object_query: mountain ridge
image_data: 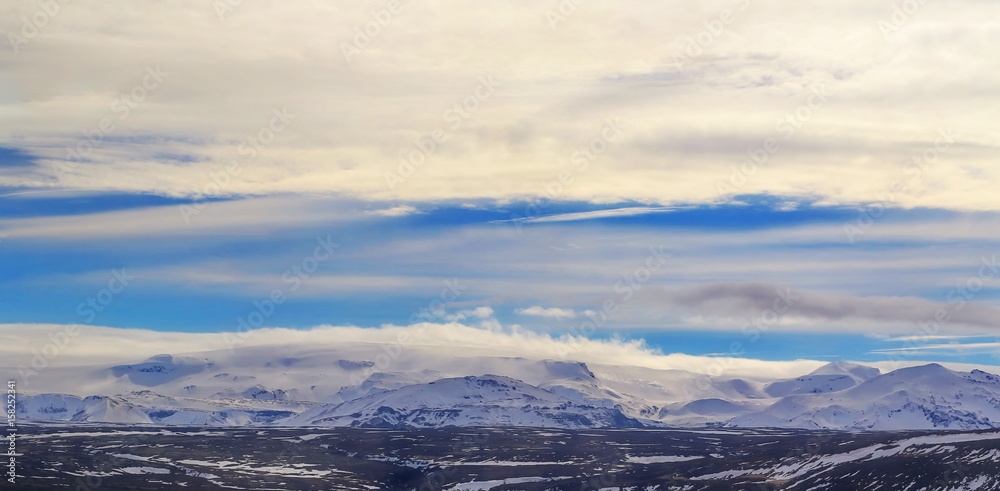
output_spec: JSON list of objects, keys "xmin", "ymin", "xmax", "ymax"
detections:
[{"xmin": 14, "ymin": 348, "xmax": 1000, "ymax": 431}]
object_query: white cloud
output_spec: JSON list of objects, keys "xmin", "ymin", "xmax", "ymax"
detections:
[
  {"xmin": 366, "ymin": 205, "xmax": 421, "ymax": 217},
  {"xmin": 0, "ymin": 196, "xmax": 361, "ymax": 239},
  {"xmin": 469, "ymin": 306, "xmax": 494, "ymax": 318},
  {"xmin": 516, "ymin": 306, "xmax": 579, "ymax": 320},
  {"xmin": 874, "ymin": 334, "xmax": 993, "ymax": 343},
  {"xmin": 507, "ymin": 207, "xmax": 678, "ymax": 223},
  {"xmin": 870, "ymin": 342, "xmax": 1000, "ymax": 354},
  {"xmin": 443, "ymin": 306, "xmax": 495, "ymax": 322},
  {"xmin": 0, "ymin": 1, "xmax": 998, "ymax": 210},
  {"xmin": 0, "ymin": 322, "xmax": 821, "ymax": 380},
  {"xmin": 3, "ymin": 323, "xmax": 997, "ymax": 390},
  {"xmin": 8, "ymin": 205, "xmax": 1000, "ymax": 337}
]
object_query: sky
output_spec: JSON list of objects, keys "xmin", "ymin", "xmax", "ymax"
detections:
[{"xmin": 1, "ymin": 0, "xmax": 999, "ymax": 372}]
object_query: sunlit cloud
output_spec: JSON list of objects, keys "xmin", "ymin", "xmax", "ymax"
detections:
[
  {"xmin": 1, "ymin": 1, "xmax": 998, "ymax": 210},
  {"xmin": 516, "ymin": 306, "xmax": 580, "ymax": 320}
]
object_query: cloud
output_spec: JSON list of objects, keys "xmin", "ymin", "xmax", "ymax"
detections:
[
  {"xmin": 9, "ymin": 204, "xmax": 1000, "ymax": 338},
  {"xmin": 870, "ymin": 341, "xmax": 1000, "ymax": 355},
  {"xmin": 875, "ymin": 334, "xmax": 993, "ymax": 342},
  {"xmin": 508, "ymin": 207, "xmax": 679, "ymax": 223},
  {"xmin": 4, "ymin": 322, "xmax": 998, "ymax": 394},
  {"xmin": 0, "ymin": 196, "xmax": 362, "ymax": 240},
  {"xmin": 662, "ymin": 282, "xmax": 1000, "ymax": 331},
  {"xmin": 0, "ymin": 322, "xmax": 825, "ymax": 380},
  {"xmin": 516, "ymin": 306, "xmax": 579, "ymax": 319},
  {"xmin": 366, "ymin": 205, "xmax": 421, "ymax": 217},
  {"xmin": 468, "ymin": 306, "xmax": 494, "ymax": 318},
  {"xmin": 1, "ymin": 1, "xmax": 999, "ymax": 210},
  {"xmin": 443, "ymin": 306, "xmax": 495, "ymax": 322}
]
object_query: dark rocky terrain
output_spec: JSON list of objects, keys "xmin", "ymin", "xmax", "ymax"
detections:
[{"xmin": 7, "ymin": 424, "xmax": 1000, "ymax": 490}]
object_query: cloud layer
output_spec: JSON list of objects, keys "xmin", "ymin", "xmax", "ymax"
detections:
[
  {"xmin": 3, "ymin": 322, "xmax": 996, "ymax": 391},
  {"xmin": 1, "ymin": 0, "xmax": 999, "ymax": 210}
]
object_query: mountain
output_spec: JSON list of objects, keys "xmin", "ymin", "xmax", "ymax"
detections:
[
  {"xmin": 763, "ymin": 361, "xmax": 881, "ymax": 397},
  {"xmin": 12, "ymin": 345, "xmax": 1000, "ymax": 430},
  {"xmin": 283, "ymin": 374, "xmax": 643, "ymax": 428},
  {"xmin": 17, "ymin": 390, "xmax": 310, "ymax": 425},
  {"xmin": 731, "ymin": 363, "xmax": 1000, "ymax": 430}
]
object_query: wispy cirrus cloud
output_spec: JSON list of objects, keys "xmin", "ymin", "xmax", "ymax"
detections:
[
  {"xmin": 366, "ymin": 205, "xmax": 422, "ymax": 217},
  {"xmin": 515, "ymin": 306, "xmax": 580, "ymax": 320},
  {"xmin": 874, "ymin": 334, "xmax": 994, "ymax": 343},
  {"xmin": 505, "ymin": 207, "xmax": 679, "ymax": 224},
  {"xmin": 870, "ymin": 342, "xmax": 1000, "ymax": 355}
]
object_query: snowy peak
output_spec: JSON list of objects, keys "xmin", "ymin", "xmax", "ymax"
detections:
[
  {"xmin": 809, "ymin": 361, "xmax": 881, "ymax": 380},
  {"xmin": 381, "ymin": 374, "xmax": 561, "ymax": 407},
  {"xmin": 15, "ymin": 343, "xmax": 1000, "ymax": 431},
  {"xmin": 886, "ymin": 362, "xmax": 952, "ymax": 378},
  {"xmin": 17, "ymin": 391, "xmax": 305, "ymax": 426},
  {"xmin": 335, "ymin": 370, "xmax": 443, "ymax": 402},
  {"xmin": 284, "ymin": 374, "xmax": 643, "ymax": 429},
  {"xmin": 764, "ymin": 361, "xmax": 881, "ymax": 398},
  {"xmin": 847, "ymin": 363, "xmax": 965, "ymax": 399},
  {"xmin": 736, "ymin": 364, "xmax": 1000, "ymax": 431}
]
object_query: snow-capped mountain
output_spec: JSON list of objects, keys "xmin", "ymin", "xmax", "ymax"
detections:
[
  {"xmin": 732, "ymin": 363, "xmax": 1000, "ymax": 430},
  {"xmin": 763, "ymin": 361, "xmax": 881, "ymax": 397},
  {"xmin": 12, "ymin": 344, "xmax": 1000, "ymax": 430},
  {"xmin": 283, "ymin": 374, "xmax": 642, "ymax": 428},
  {"xmin": 17, "ymin": 390, "xmax": 312, "ymax": 425}
]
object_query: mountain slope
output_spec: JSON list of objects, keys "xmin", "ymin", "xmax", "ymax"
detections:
[
  {"xmin": 282, "ymin": 374, "xmax": 643, "ymax": 428},
  {"xmin": 732, "ymin": 364, "xmax": 1000, "ymax": 430},
  {"xmin": 13, "ymin": 344, "xmax": 1000, "ymax": 431},
  {"xmin": 764, "ymin": 361, "xmax": 881, "ymax": 397}
]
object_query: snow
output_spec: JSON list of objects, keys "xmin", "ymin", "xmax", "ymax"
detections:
[
  {"xmin": 174, "ymin": 458, "xmax": 348, "ymax": 477},
  {"xmin": 444, "ymin": 460, "xmax": 575, "ymax": 466},
  {"xmin": 118, "ymin": 466, "xmax": 170, "ymax": 475},
  {"xmin": 698, "ymin": 431, "xmax": 1000, "ymax": 483},
  {"xmin": 625, "ymin": 455, "xmax": 703, "ymax": 463},
  {"xmin": 295, "ymin": 433, "xmax": 324, "ymax": 441},
  {"xmin": 112, "ymin": 453, "xmax": 152, "ymax": 462},
  {"xmin": 691, "ymin": 469, "xmax": 753, "ymax": 480},
  {"xmin": 447, "ymin": 476, "xmax": 572, "ymax": 490},
  {"xmin": 283, "ymin": 374, "xmax": 641, "ymax": 429},
  {"xmin": 14, "ymin": 342, "xmax": 1000, "ymax": 431},
  {"xmin": 731, "ymin": 364, "xmax": 1000, "ymax": 431}
]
